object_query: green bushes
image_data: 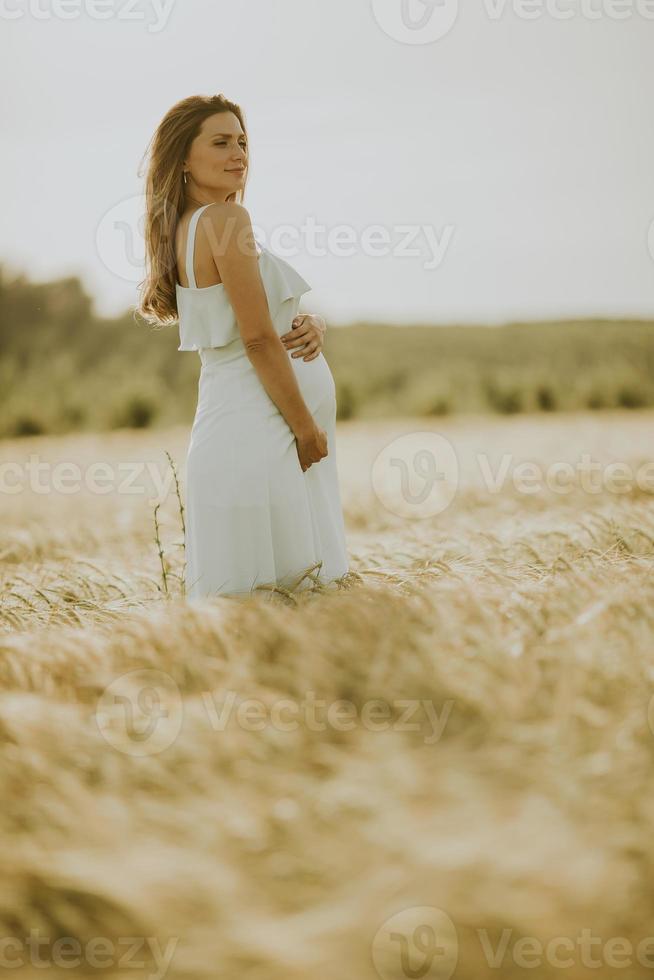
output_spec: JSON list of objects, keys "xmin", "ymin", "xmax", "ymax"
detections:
[
  {"xmin": 1, "ymin": 264, "xmax": 654, "ymax": 437},
  {"xmin": 325, "ymin": 321, "xmax": 654, "ymax": 419},
  {"xmin": 335, "ymin": 381, "xmax": 358, "ymax": 421},
  {"xmin": 9, "ymin": 413, "xmax": 46, "ymax": 438},
  {"xmin": 110, "ymin": 393, "xmax": 159, "ymax": 430}
]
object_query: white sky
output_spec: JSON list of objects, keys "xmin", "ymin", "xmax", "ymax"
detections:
[{"xmin": 2, "ymin": 0, "xmax": 653, "ymax": 324}]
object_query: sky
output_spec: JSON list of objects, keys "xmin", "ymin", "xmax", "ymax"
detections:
[{"xmin": 1, "ymin": 0, "xmax": 653, "ymax": 325}]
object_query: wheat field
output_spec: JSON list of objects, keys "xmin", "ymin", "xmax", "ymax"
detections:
[{"xmin": 1, "ymin": 411, "xmax": 654, "ymax": 979}]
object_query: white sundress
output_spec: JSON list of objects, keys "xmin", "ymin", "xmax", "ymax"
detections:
[{"xmin": 176, "ymin": 203, "xmax": 350, "ymax": 600}]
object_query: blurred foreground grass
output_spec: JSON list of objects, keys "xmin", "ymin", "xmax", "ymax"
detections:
[{"xmin": 1, "ymin": 411, "xmax": 654, "ymax": 978}]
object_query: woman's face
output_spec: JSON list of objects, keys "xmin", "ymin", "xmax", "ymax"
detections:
[{"xmin": 183, "ymin": 111, "xmax": 248, "ymax": 199}]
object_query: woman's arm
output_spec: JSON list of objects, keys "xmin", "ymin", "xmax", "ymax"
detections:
[{"xmin": 200, "ymin": 203, "xmax": 326, "ymax": 468}]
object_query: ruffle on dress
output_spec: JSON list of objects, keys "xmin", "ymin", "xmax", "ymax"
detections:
[{"xmin": 177, "ymin": 247, "xmax": 312, "ymax": 352}]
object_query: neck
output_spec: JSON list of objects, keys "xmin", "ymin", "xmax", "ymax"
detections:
[{"xmin": 184, "ymin": 192, "xmax": 233, "ymax": 209}]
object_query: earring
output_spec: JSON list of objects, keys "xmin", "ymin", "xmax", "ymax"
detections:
[{"xmin": 183, "ymin": 171, "xmax": 188, "ymax": 184}]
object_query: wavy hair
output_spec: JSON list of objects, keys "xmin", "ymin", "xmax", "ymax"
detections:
[{"xmin": 136, "ymin": 94, "xmax": 249, "ymax": 326}]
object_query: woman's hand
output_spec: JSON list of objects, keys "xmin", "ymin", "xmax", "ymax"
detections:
[
  {"xmin": 295, "ymin": 421, "xmax": 329, "ymax": 472},
  {"xmin": 280, "ymin": 314, "xmax": 326, "ymax": 362}
]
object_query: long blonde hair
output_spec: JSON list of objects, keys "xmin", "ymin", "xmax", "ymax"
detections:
[{"xmin": 136, "ymin": 94, "xmax": 249, "ymax": 326}]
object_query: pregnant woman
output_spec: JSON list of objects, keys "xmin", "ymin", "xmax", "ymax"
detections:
[{"xmin": 137, "ymin": 93, "xmax": 350, "ymax": 599}]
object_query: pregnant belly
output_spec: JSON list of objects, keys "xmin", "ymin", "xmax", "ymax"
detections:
[
  {"xmin": 289, "ymin": 351, "xmax": 337, "ymax": 422},
  {"xmin": 196, "ymin": 347, "xmax": 337, "ymax": 434}
]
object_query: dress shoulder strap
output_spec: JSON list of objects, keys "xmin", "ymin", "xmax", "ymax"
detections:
[{"xmin": 185, "ymin": 203, "xmax": 214, "ymax": 288}]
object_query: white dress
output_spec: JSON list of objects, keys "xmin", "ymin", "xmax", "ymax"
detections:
[{"xmin": 177, "ymin": 203, "xmax": 350, "ymax": 600}]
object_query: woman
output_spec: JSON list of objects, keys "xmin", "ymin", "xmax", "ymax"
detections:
[{"xmin": 137, "ymin": 94, "xmax": 350, "ymax": 600}]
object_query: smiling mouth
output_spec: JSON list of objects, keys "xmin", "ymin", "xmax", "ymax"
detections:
[{"xmin": 226, "ymin": 168, "xmax": 245, "ymax": 173}]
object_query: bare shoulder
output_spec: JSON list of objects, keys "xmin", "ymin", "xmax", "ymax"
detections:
[
  {"xmin": 199, "ymin": 202, "xmax": 256, "ymax": 260},
  {"xmin": 194, "ymin": 203, "xmax": 272, "ymax": 344},
  {"xmin": 201, "ymin": 200, "xmax": 252, "ymax": 229}
]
